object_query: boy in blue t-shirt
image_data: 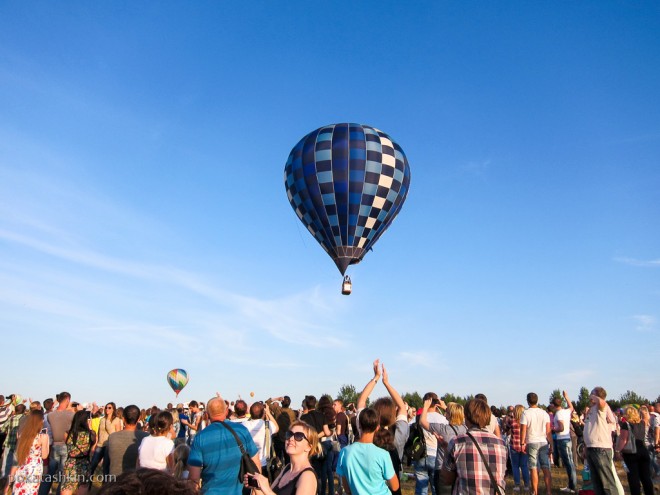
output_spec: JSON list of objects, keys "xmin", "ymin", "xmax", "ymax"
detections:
[{"xmin": 337, "ymin": 407, "xmax": 400, "ymax": 495}]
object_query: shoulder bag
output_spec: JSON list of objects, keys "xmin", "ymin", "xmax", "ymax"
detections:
[
  {"xmin": 218, "ymin": 421, "xmax": 260, "ymax": 483},
  {"xmin": 465, "ymin": 430, "xmax": 504, "ymax": 495}
]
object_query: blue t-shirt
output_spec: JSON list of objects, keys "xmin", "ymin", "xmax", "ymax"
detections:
[
  {"xmin": 178, "ymin": 413, "xmax": 189, "ymax": 439},
  {"xmin": 188, "ymin": 421, "xmax": 258, "ymax": 495},
  {"xmin": 337, "ymin": 442, "xmax": 395, "ymax": 495}
]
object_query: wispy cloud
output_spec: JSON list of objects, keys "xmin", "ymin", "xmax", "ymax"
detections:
[
  {"xmin": 396, "ymin": 351, "xmax": 446, "ymax": 370},
  {"xmin": 559, "ymin": 369, "xmax": 595, "ymax": 383},
  {"xmin": 458, "ymin": 159, "xmax": 492, "ymax": 179},
  {"xmin": 632, "ymin": 315, "xmax": 656, "ymax": 333},
  {"xmin": 614, "ymin": 257, "xmax": 660, "ymax": 268}
]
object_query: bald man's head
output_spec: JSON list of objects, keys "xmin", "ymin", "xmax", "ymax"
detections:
[{"xmin": 207, "ymin": 397, "xmax": 227, "ymax": 421}]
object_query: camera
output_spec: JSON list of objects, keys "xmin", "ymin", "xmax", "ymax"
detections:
[{"xmin": 247, "ymin": 476, "xmax": 260, "ymax": 488}]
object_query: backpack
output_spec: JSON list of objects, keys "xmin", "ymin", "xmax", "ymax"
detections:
[{"xmin": 403, "ymin": 418, "xmax": 426, "ymax": 461}]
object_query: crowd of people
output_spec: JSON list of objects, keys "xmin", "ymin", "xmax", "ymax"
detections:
[{"xmin": 0, "ymin": 361, "xmax": 658, "ymax": 495}]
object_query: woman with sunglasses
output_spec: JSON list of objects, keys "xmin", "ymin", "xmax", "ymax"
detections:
[
  {"xmin": 245, "ymin": 420, "xmax": 320, "ymax": 495},
  {"xmin": 90, "ymin": 402, "xmax": 121, "ymax": 477}
]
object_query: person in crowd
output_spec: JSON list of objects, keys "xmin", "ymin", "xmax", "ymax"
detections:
[
  {"xmin": 316, "ymin": 395, "xmax": 337, "ymax": 495},
  {"xmin": 615, "ymin": 406, "xmax": 654, "ymax": 495},
  {"xmin": 506, "ymin": 404, "xmax": 530, "ymax": 493},
  {"xmin": 175, "ymin": 404, "xmax": 189, "ymax": 446},
  {"xmin": 441, "ymin": 399, "xmax": 506, "ymax": 495},
  {"xmin": 1, "ymin": 403, "xmax": 26, "ymax": 477},
  {"xmin": 300, "ymin": 395, "xmax": 332, "ymax": 490},
  {"xmin": 230, "ymin": 400, "xmax": 249, "ymax": 422},
  {"xmin": 106, "ymin": 404, "xmax": 149, "ymax": 479},
  {"xmin": 187, "ymin": 396, "xmax": 259, "ymax": 495},
  {"xmin": 271, "ymin": 396, "xmax": 296, "ymax": 465},
  {"xmin": 138, "ymin": 411, "xmax": 175, "ymax": 473},
  {"xmin": 337, "ymin": 407, "xmax": 399, "ymax": 495},
  {"xmin": 582, "ymin": 386, "xmax": 619, "ymax": 495},
  {"xmin": 474, "ymin": 394, "xmax": 501, "ymax": 438},
  {"xmin": 650, "ymin": 402, "xmax": 660, "ymax": 478},
  {"xmin": 333, "ymin": 399, "xmax": 350, "ymax": 495},
  {"xmin": 420, "ymin": 400, "xmax": 467, "ymax": 495},
  {"xmin": 61, "ymin": 410, "xmax": 96, "ymax": 495},
  {"xmin": 10, "ymin": 410, "xmax": 49, "ymax": 495},
  {"xmin": 0, "ymin": 396, "xmax": 13, "ymax": 461},
  {"xmin": 553, "ymin": 391, "xmax": 577, "ymax": 493},
  {"xmin": 245, "ymin": 421, "xmax": 319, "ymax": 495},
  {"xmin": 232, "ymin": 401, "xmax": 279, "ymax": 475},
  {"xmin": 172, "ymin": 443, "xmax": 190, "ymax": 480},
  {"xmin": 38, "ymin": 392, "xmax": 74, "ymax": 495},
  {"xmin": 520, "ymin": 392, "xmax": 552, "ymax": 495},
  {"xmin": 90, "ymin": 402, "xmax": 121, "ymax": 477},
  {"xmin": 182, "ymin": 401, "xmax": 202, "ymax": 446},
  {"xmin": 97, "ymin": 467, "xmax": 198, "ymax": 495},
  {"xmin": 413, "ymin": 392, "xmax": 446, "ymax": 495},
  {"xmin": 357, "ymin": 359, "xmax": 409, "ymax": 482}
]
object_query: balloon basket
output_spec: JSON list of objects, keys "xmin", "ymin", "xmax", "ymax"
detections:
[{"xmin": 341, "ymin": 275, "xmax": 352, "ymax": 295}]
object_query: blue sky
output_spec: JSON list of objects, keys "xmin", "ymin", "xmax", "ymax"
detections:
[{"xmin": 1, "ymin": 2, "xmax": 658, "ymax": 409}]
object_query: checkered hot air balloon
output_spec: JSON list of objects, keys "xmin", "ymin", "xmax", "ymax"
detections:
[
  {"xmin": 284, "ymin": 123, "xmax": 411, "ymax": 291},
  {"xmin": 167, "ymin": 368, "xmax": 189, "ymax": 397}
]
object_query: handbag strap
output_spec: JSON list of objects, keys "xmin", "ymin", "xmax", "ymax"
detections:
[
  {"xmin": 465, "ymin": 430, "xmax": 503, "ymax": 495},
  {"xmin": 218, "ymin": 421, "xmax": 248, "ymax": 456}
]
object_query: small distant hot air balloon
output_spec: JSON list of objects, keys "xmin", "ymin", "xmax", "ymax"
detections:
[
  {"xmin": 284, "ymin": 123, "xmax": 411, "ymax": 294},
  {"xmin": 250, "ymin": 392, "xmax": 255, "ymax": 398},
  {"xmin": 167, "ymin": 369, "xmax": 189, "ymax": 397}
]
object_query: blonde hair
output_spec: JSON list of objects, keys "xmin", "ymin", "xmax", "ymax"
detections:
[
  {"xmin": 290, "ymin": 420, "xmax": 321, "ymax": 457},
  {"xmin": 625, "ymin": 406, "xmax": 641, "ymax": 424},
  {"xmin": 446, "ymin": 402, "xmax": 465, "ymax": 426},
  {"xmin": 514, "ymin": 404, "xmax": 525, "ymax": 422}
]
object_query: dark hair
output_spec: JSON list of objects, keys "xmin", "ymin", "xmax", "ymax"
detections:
[
  {"xmin": 15, "ymin": 404, "xmax": 26, "ymax": 415},
  {"xmin": 105, "ymin": 402, "xmax": 117, "ymax": 422},
  {"xmin": 234, "ymin": 400, "xmax": 248, "ymax": 417},
  {"xmin": 423, "ymin": 392, "xmax": 439, "ymax": 404},
  {"xmin": 188, "ymin": 401, "xmax": 198, "ymax": 408},
  {"xmin": 67, "ymin": 410, "xmax": 94, "ymax": 446},
  {"xmin": 153, "ymin": 411, "xmax": 173, "ymax": 436},
  {"xmin": 304, "ymin": 395, "xmax": 317, "ymax": 410},
  {"xmin": 43, "ymin": 398, "xmax": 54, "ymax": 411},
  {"xmin": 358, "ymin": 407, "xmax": 380, "ymax": 433},
  {"xmin": 250, "ymin": 402, "xmax": 265, "ymax": 419},
  {"xmin": 592, "ymin": 387, "xmax": 607, "ymax": 400},
  {"xmin": 552, "ymin": 397, "xmax": 563, "ymax": 408},
  {"xmin": 124, "ymin": 405, "xmax": 140, "ymax": 426},
  {"xmin": 318, "ymin": 396, "xmax": 336, "ymax": 424},
  {"xmin": 98, "ymin": 468, "xmax": 197, "ymax": 495},
  {"xmin": 527, "ymin": 393, "xmax": 538, "ymax": 406},
  {"xmin": 475, "ymin": 393, "xmax": 488, "ymax": 403},
  {"xmin": 282, "ymin": 396, "xmax": 291, "ymax": 408},
  {"xmin": 57, "ymin": 392, "xmax": 71, "ymax": 402}
]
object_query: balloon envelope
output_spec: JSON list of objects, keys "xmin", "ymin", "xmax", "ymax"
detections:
[
  {"xmin": 284, "ymin": 123, "xmax": 411, "ymax": 274},
  {"xmin": 167, "ymin": 369, "xmax": 189, "ymax": 396}
]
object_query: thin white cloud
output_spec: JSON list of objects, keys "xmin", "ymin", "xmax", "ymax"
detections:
[
  {"xmin": 614, "ymin": 257, "xmax": 660, "ymax": 268},
  {"xmin": 459, "ymin": 159, "xmax": 492, "ymax": 179},
  {"xmin": 632, "ymin": 315, "xmax": 656, "ymax": 333},
  {"xmin": 396, "ymin": 351, "xmax": 445, "ymax": 370},
  {"xmin": 559, "ymin": 369, "xmax": 595, "ymax": 383}
]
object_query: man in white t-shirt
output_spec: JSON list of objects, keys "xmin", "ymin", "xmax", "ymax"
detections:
[
  {"xmin": 552, "ymin": 391, "xmax": 577, "ymax": 493},
  {"xmin": 520, "ymin": 392, "xmax": 552, "ymax": 495}
]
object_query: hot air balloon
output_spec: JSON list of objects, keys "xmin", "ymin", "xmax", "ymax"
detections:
[
  {"xmin": 167, "ymin": 369, "xmax": 189, "ymax": 397},
  {"xmin": 284, "ymin": 123, "xmax": 411, "ymax": 293}
]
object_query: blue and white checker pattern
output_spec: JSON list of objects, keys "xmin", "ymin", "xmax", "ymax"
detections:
[{"xmin": 284, "ymin": 123, "xmax": 411, "ymax": 275}]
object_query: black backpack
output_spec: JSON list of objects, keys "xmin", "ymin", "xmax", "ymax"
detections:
[{"xmin": 403, "ymin": 417, "xmax": 426, "ymax": 461}]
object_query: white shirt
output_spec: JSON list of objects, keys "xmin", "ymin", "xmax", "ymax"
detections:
[
  {"xmin": 138, "ymin": 435, "xmax": 174, "ymax": 471},
  {"xmin": 231, "ymin": 418, "xmax": 279, "ymax": 467},
  {"xmin": 423, "ymin": 411, "xmax": 447, "ymax": 457},
  {"xmin": 554, "ymin": 408, "xmax": 572, "ymax": 440},
  {"xmin": 521, "ymin": 407, "xmax": 550, "ymax": 444}
]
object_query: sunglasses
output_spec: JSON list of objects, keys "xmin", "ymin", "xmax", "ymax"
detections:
[
  {"xmin": 285, "ymin": 430, "xmax": 308, "ymax": 442},
  {"xmin": 105, "ymin": 407, "xmax": 113, "ymax": 410}
]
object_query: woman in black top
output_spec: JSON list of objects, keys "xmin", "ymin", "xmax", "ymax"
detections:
[{"xmin": 245, "ymin": 421, "xmax": 320, "ymax": 495}]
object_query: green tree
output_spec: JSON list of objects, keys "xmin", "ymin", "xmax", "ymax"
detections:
[
  {"xmin": 618, "ymin": 390, "xmax": 648, "ymax": 405},
  {"xmin": 576, "ymin": 387, "xmax": 591, "ymax": 413},
  {"xmin": 336, "ymin": 384, "xmax": 360, "ymax": 407},
  {"xmin": 402, "ymin": 391, "xmax": 423, "ymax": 410},
  {"xmin": 441, "ymin": 393, "xmax": 468, "ymax": 406}
]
